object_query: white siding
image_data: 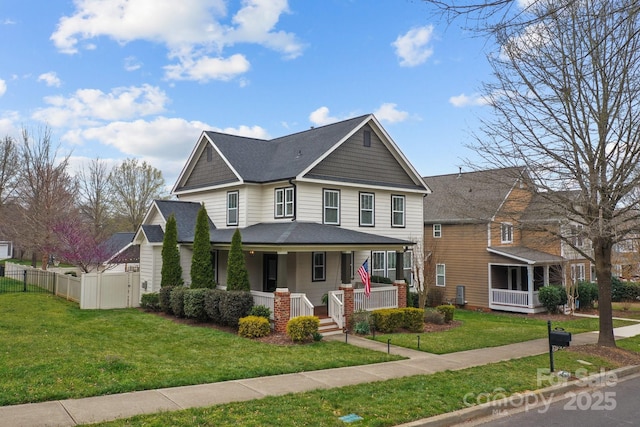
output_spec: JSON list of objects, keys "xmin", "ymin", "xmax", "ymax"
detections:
[
  {"xmin": 180, "ymin": 246, "xmax": 193, "ymax": 286},
  {"xmin": 139, "ymin": 243, "xmax": 162, "ymax": 293}
]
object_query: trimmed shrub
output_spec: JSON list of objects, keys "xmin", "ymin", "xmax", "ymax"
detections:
[
  {"xmin": 159, "ymin": 286, "xmax": 174, "ymax": 314},
  {"xmin": 348, "ymin": 310, "xmax": 372, "ymax": 335},
  {"xmin": 403, "ymin": 307, "xmax": 425, "ymax": 332},
  {"xmin": 249, "ymin": 305, "xmax": 272, "ymax": 319},
  {"xmin": 204, "ymin": 289, "xmax": 225, "ymax": 324},
  {"xmin": 161, "ymin": 214, "xmax": 183, "ymax": 288},
  {"xmin": 427, "ymin": 287, "xmax": 445, "ymax": 307},
  {"xmin": 183, "ymin": 288, "xmax": 209, "ymax": 322},
  {"xmin": 170, "ymin": 287, "xmax": 186, "ymax": 318},
  {"xmin": 436, "ymin": 304, "xmax": 455, "ymax": 323},
  {"xmin": 612, "ymin": 277, "xmax": 640, "ymax": 302},
  {"xmin": 190, "ymin": 205, "xmax": 215, "ymax": 289},
  {"xmin": 140, "ymin": 292, "xmax": 160, "ymax": 311},
  {"xmin": 424, "ymin": 308, "xmax": 445, "ymax": 325},
  {"xmin": 577, "ymin": 281, "xmax": 598, "ymax": 309},
  {"xmin": 538, "ymin": 285, "xmax": 565, "ymax": 314},
  {"xmin": 238, "ymin": 316, "xmax": 271, "ymax": 338},
  {"xmin": 226, "ymin": 229, "xmax": 250, "ymax": 291},
  {"xmin": 407, "ymin": 291, "xmax": 419, "ymax": 308},
  {"xmin": 286, "ymin": 316, "xmax": 320, "ymax": 342},
  {"xmin": 219, "ymin": 291, "xmax": 254, "ymax": 327},
  {"xmin": 371, "ymin": 308, "xmax": 405, "ymax": 333}
]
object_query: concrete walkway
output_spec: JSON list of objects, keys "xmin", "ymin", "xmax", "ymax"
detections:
[{"xmin": 3, "ymin": 323, "xmax": 640, "ymax": 427}]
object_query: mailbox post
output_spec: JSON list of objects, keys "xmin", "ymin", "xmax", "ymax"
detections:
[{"xmin": 548, "ymin": 320, "xmax": 572, "ymax": 372}]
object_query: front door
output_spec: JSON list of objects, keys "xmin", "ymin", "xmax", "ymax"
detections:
[{"xmin": 263, "ymin": 254, "xmax": 277, "ymax": 292}]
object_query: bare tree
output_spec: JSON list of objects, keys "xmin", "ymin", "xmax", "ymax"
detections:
[
  {"xmin": 78, "ymin": 157, "xmax": 113, "ymax": 240},
  {"xmin": 412, "ymin": 237, "xmax": 442, "ymax": 309},
  {"xmin": 109, "ymin": 158, "xmax": 166, "ymax": 232},
  {"xmin": 0, "ymin": 135, "xmax": 19, "ymax": 206},
  {"xmin": 465, "ymin": 0, "xmax": 640, "ymax": 347},
  {"xmin": 16, "ymin": 127, "xmax": 78, "ymax": 269}
]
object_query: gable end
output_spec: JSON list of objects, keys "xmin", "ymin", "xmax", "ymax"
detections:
[{"xmin": 178, "ymin": 144, "xmax": 238, "ymax": 191}]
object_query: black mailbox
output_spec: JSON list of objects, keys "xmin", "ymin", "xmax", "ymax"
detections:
[{"xmin": 549, "ymin": 329, "xmax": 572, "ymax": 347}]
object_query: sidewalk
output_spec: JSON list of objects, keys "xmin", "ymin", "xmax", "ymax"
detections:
[{"xmin": 3, "ymin": 323, "xmax": 640, "ymax": 427}]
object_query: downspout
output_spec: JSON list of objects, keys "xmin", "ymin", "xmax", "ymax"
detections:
[{"xmin": 288, "ymin": 178, "xmax": 297, "ymax": 221}]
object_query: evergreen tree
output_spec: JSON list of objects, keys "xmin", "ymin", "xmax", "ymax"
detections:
[
  {"xmin": 161, "ymin": 214, "xmax": 183, "ymax": 287},
  {"xmin": 226, "ymin": 228, "xmax": 250, "ymax": 291},
  {"xmin": 190, "ymin": 205, "xmax": 215, "ymax": 288}
]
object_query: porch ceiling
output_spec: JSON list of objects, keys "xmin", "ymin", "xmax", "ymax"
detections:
[{"xmin": 487, "ymin": 246, "xmax": 565, "ymax": 265}]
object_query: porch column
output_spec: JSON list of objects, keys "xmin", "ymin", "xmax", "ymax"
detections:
[
  {"xmin": 340, "ymin": 284, "xmax": 354, "ymax": 330},
  {"xmin": 395, "ymin": 252, "xmax": 404, "ymax": 282},
  {"xmin": 276, "ymin": 252, "xmax": 288, "ymax": 289},
  {"xmin": 527, "ymin": 265, "xmax": 534, "ymax": 308},
  {"xmin": 341, "ymin": 252, "xmax": 351, "ymax": 284},
  {"xmin": 394, "ymin": 280, "xmax": 407, "ymax": 308},
  {"xmin": 273, "ymin": 287, "xmax": 291, "ymax": 333}
]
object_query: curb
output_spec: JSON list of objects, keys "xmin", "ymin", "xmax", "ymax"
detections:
[{"xmin": 395, "ymin": 364, "xmax": 640, "ymax": 427}]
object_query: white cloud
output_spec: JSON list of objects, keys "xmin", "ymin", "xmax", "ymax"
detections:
[
  {"xmin": 38, "ymin": 72, "xmax": 62, "ymax": 87},
  {"xmin": 374, "ymin": 103, "xmax": 408, "ymax": 123},
  {"xmin": 50, "ymin": 0, "xmax": 303, "ymax": 82},
  {"xmin": 124, "ymin": 56, "xmax": 142, "ymax": 71},
  {"xmin": 164, "ymin": 53, "xmax": 250, "ymax": 82},
  {"xmin": 0, "ymin": 79, "xmax": 6, "ymax": 96},
  {"xmin": 32, "ymin": 84, "xmax": 169, "ymax": 127},
  {"xmin": 0, "ymin": 111, "xmax": 21, "ymax": 137},
  {"xmin": 449, "ymin": 93, "xmax": 489, "ymax": 107},
  {"xmin": 392, "ymin": 25, "xmax": 435, "ymax": 67},
  {"xmin": 309, "ymin": 107, "xmax": 339, "ymax": 126}
]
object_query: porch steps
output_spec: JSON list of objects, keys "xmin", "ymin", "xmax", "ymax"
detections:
[{"xmin": 318, "ymin": 316, "xmax": 342, "ymax": 336}]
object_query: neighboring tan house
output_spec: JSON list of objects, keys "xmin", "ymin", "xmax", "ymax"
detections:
[
  {"xmin": 422, "ymin": 167, "xmax": 592, "ymax": 313},
  {"xmin": 134, "ymin": 114, "xmax": 430, "ymax": 306}
]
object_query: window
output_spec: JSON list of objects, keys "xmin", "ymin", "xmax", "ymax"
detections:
[
  {"xmin": 571, "ymin": 263, "xmax": 586, "ymax": 283},
  {"xmin": 312, "ymin": 252, "xmax": 326, "ymax": 281},
  {"xmin": 323, "ymin": 189, "xmax": 340, "ymax": 225},
  {"xmin": 363, "ymin": 130, "xmax": 371, "ymax": 147},
  {"xmin": 372, "ymin": 251, "xmax": 386, "ymax": 278},
  {"xmin": 501, "ymin": 222, "xmax": 513, "ymax": 243},
  {"xmin": 391, "ymin": 195, "xmax": 405, "ymax": 227},
  {"xmin": 433, "ymin": 224, "xmax": 442, "ymax": 238},
  {"xmin": 436, "ymin": 264, "xmax": 446, "ymax": 287},
  {"xmin": 386, "ymin": 251, "xmax": 396, "ymax": 281},
  {"xmin": 227, "ymin": 191, "xmax": 238, "ymax": 226},
  {"xmin": 359, "ymin": 192, "xmax": 374, "ymax": 226},
  {"xmin": 403, "ymin": 250, "xmax": 413, "ymax": 285},
  {"xmin": 210, "ymin": 250, "xmax": 218, "ymax": 283},
  {"xmin": 370, "ymin": 250, "xmax": 410, "ymax": 283},
  {"xmin": 571, "ymin": 224, "xmax": 584, "ymax": 247},
  {"xmin": 275, "ymin": 187, "xmax": 294, "ymax": 218}
]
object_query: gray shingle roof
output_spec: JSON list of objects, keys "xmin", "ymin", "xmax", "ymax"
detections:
[
  {"xmin": 154, "ymin": 200, "xmax": 216, "ymax": 242},
  {"xmin": 488, "ymin": 246, "xmax": 565, "ymax": 264},
  {"xmin": 100, "ymin": 232, "xmax": 139, "ymax": 263},
  {"xmin": 210, "ymin": 221, "xmax": 413, "ymax": 246},
  {"xmin": 206, "ymin": 115, "xmax": 369, "ymax": 182},
  {"xmin": 423, "ymin": 167, "xmax": 525, "ymax": 223},
  {"xmin": 141, "ymin": 225, "xmax": 164, "ymax": 243}
]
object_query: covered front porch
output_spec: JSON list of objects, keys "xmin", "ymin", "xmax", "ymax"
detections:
[{"xmin": 487, "ymin": 246, "xmax": 565, "ymax": 314}]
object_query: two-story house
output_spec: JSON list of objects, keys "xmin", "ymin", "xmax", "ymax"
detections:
[
  {"xmin": 422, "ymin": 167, "xmax": 592, "ymax": 313},
  {"xmin": 134, "ymin": 114, "xmax": 430, "ymax": 306}
]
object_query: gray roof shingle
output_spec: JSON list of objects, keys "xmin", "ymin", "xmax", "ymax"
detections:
[{"xmin": 154, "ymin": 200, "xmax": 216, "ymax": 242}]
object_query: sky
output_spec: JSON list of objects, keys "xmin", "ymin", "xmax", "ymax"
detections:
[{"xmin": 0, "ymin": 0, "xmax": 496, "ymax": 188}]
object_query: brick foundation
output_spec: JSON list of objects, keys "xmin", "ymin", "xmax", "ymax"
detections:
[
  {"xmin": 394, "ymin": 280, "xmax": 407, "ymax": 308},
  {"xmin": 339, "ymin": 285, "xmax": 354, "ymax": 330},
  {"xmin": 273, "ymin": 288, "xmax": 291, "ymax": 333}
]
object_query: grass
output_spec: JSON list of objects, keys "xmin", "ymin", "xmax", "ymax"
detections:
[
  {"xmin": 88, "ymin": 349, "xmax": 622, "ymax": 427},
  {"xmin": 369, "ymin": 309, "xmax": 636, "ymax": 354},
  {"xmin": 0, "ymin": 293, "xmax": 402, "ymax": 406}
]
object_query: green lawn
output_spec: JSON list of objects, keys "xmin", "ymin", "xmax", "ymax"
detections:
[
  {"xmin": 0, "ymin": 293, "xmax": 402, "ymax": 406},
  {"xmin": 89, "ymin": 349, "xmax": 621, "ymax": 427},
  {"xmin": 370, "ymin": 309, "xmax": 635, "ymax": 354}
]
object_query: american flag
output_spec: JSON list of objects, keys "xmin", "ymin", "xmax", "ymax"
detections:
[{"xmin": 358, "ymin": 259, "xmax": 371, "ymax": 297}]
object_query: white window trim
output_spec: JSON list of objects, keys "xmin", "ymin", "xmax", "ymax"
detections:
[
  {"xmin": 436, "ymin": 263, "xmax": 446, "ymax": 287},
  {"xmin": 391, "ymin": 195, "xmax": 405, "ymax": 227},
  {"xmin": 227, "ymin": 191, "xmax": 239, "ymax": 226},
  {"xmin": 501, "ymin": 222, "xmax": 513, "ymax": 244},
  {"xmin": 275, "ymin": 187, "xmax": 294, "ymax": 218},
  {"xmin": 433, "ymin": 224, "xmax": 442, "ymax": 238},
  {"xmin": 323, "ymin": 189, "xmax": 340, "ymax": 225},
  {"xmin": 359, "ymin": 192, "xmax": 375, "ymax": 227}
]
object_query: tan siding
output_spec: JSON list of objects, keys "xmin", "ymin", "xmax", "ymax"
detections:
[
  {"xmin": 425, "ymin": 223, "xmax": 491, "ymax": 308},
  {"xmin": 305, "ymin": 125, "xmax": 417, "ymax": 187}
]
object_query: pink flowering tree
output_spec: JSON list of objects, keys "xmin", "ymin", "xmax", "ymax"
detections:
[{"xmin": 52, "ymin": 220, "xmax": 110, "ymax": 273}]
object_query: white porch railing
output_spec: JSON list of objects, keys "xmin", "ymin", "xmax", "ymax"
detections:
[
  {"xmin": 290, "ymin": 293, "xmax": 314, "ymax": 318},
  {"xmin": 250, "ymin": 290, "xmax": 275, "ymax": 320},
  {"xmin": 354, "ymin": 286, "xmax": 397, "ymax": 311},
  {"xmin": 490, "ymin": 289, "xmax": 541, "ymax": 307},
  {"xmin": 328, "ymin": 291, "xmax": 344, "ymax": 328}
]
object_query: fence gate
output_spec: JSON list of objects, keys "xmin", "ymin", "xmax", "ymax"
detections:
[{"xmin": 0, "ymin": 267, "xmax": 56, "ymax": 294}]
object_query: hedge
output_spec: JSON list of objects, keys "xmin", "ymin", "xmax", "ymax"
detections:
[
  {"xmin": 183, "ymin": 288, "xmax": 209, "ymax": 322},
  {"xmin": 238, "ymin": 316, "xmax": 271, "ymax": 338},
  {"xmin": 219, "ymin": 291, "xmax": 254, "ymax": 327},
  {"xmin": 286, "ymin": 316, "xmax": 320, "ymax": 342}
]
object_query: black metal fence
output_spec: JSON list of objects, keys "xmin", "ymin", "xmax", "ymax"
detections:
[{"xmin": 0, "ymin": 267, "xmax": 56, "ymax": 294}]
